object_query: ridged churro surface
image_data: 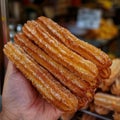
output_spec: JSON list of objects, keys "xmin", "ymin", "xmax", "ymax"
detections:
[
  {"xmin": 3, "ymin": 16, "xmax": 112, "ymax": 112},
  {"xmin": 14, "ymin": 33, "xmax": 95, "ymax": 101},
  {"xmin": 111, "ymin": 77, "xmax": 120, "ymax": 96},
  {"xmin": 3, "ymin": 42, "xmax": 78, "ymax": 112},
  {"xmin": 100, "ymin": 59, "xmax": 120, "ymax": 91},
  {"xmin": 94, "ymin": 92, "xmax": 120, "ymax": 112},
  {"xmin": 37, "ymin": 16, "xmax": 112, "ymax": 81},
  {"xmin": 22, "ymin": 20, "xmax": 98, "ymax": 82},
  {"xmin": 37, "ymin": 16, "xmax": 112, "ymax": 69}
]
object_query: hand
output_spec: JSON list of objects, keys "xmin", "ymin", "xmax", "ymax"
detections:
[{"xmin": 1, "ymin": 61, "xmax": 63, "ymax": 120}]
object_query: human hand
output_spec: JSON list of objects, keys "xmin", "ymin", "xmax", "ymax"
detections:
[{"xmin": 1, "ymin": 61, "xmax": 63, "ymax": 120}]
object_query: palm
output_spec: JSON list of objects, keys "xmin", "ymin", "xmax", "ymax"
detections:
[{"xmin": 2, "ymin": 62, "xmax": 62, "ymax": 120}]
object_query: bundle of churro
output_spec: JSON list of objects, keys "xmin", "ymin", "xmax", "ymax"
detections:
[
  {"xmin": 3, "ymin": 16, "xmax": 112, "ymax": 112},
  {"xmin": 87, "ymin": 58, "xmax": 120, "ymax": 119}
]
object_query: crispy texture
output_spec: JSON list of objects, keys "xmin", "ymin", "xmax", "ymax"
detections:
[
  {"xmin": 100, "ymin": 59, "xmax": 120, "ymax": 91},
  {"xmin": 94, "ymin": 92, "xmax": 120, "ymax": 112},
  {"xmin": 37, "ymin": 16, "xmax": 112, "ymax": 69},
  {"xmin": 111, "ymin": 77, "xmax": 120, "ymax": 96},
  {"xmin": 37, "ymin": 17, "xmax": 112, "ymax": 80},
  {"xmin": 22, "ymin": 20, "xmax": 98, "ymax": 85},
  {"xmin": 3, "ymin": 16, "xmax": 112, "ymax": 112},
  {"xmin": 78, "ymin": 96, "xmax": 90, "ymax": 109},
  {"xmin": 3, "ymin": 42, "xmax": 78, "ymax": 112},
  {"xmin": 104, "ymin": 59, "xmax": 120, "ymax": 86},
  {"xmin": 99, "ymin": 68, "xmax": 111, "ymax": 79},
  {"xmin": 14, "ymin": 33, "xmax": 94, "ymax": 103}
]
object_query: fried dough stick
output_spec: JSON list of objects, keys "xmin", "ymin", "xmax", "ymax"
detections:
[
  {"xmin": 3, "ymin": 42, "xmax": 78, "ymax": 112},
  {"xmin": 22, "ymin": 20, "xmax": 98, "ymax": 86},
  {"xmin": 14, "ymin": 33, "xmax": 94, "ymax": 101},
  {"xmin": 37, "ymin": 16, "xmax": 112, "ymax": 69}
]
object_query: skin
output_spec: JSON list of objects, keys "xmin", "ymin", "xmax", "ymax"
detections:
[{"xmin": 0, "ymin": 61, "xmax": 63, "ymax": 120}]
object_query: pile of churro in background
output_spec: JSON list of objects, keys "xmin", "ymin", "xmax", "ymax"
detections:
[
  {"xmin": 62, "ymin": 58, "xmax": 120, "ymax": 120},
  {"xmin": 81, "ymin": 58, "xmax": 120, "ymax": 120}
]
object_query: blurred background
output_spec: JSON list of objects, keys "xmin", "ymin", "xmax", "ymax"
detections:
[
  {"xmin": 0, "ymin": 0, "xmax": 120, "ymax": 119},
  {"xmin": 6, "ymin": 0, "xmax": 120, "ymax": 55}
]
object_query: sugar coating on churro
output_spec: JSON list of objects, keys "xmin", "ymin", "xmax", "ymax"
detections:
[{"xmin": 3, "ymin": 16, "xmax": 112, "ymax": 112}]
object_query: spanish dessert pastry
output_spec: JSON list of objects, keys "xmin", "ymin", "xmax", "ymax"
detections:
[
  {"xmin": 3, "ymin": 16, "xmax": 112, "ymax": 112},
  {"xmin": 111, "ymin": 77, "xmax": 120, "ymax": 96},
  {"xmin": 94, "ymin": 92, "xmax": 120, "ymax": 112},
  {"xmin": 100, "ymin": 59, "xmax": 120, "ymax": 91},
  {"xmin": 4, "ymin": 42, "xmax": 78, "ymax": 112},
  {"xmin": 22, "ymin": 20, "xmax": 98, "ymax": 85},
  {"xmin": 14, "ymin": 33, "xmax": 94, "ymax": 102},
  {"xmin": 37, "ymin": 16, "xmax": 112, "ymax": 79}
]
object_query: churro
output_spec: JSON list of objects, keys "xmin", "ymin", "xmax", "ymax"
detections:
[
  {"xmin": 22, "ymin": 20, "xmax": 98, "ymax": 83},
  {"xmin": 37, "ymin": 16, "xmax": 112, "ymax": 69},
  {"xmin": 14, "ymin": 33, "xmax": 94, "ymax": 102},
  {"xmin": 94, "ymin": 92, "xmax": 120, "ymax": 112},
  {"xmin": 3, "ymin": 42, "xmax": 78, "ymax": 112}
]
